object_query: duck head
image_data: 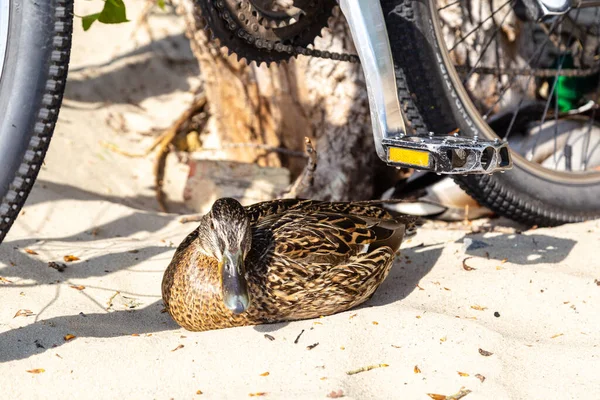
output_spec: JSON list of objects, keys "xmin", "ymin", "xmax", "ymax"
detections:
[{"xmin": 196, "ymin": 198, "xmax": 252, "ymax": 314}]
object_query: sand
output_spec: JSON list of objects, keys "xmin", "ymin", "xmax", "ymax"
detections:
[{"xmin": 1, "ymin": 2, "xmax": 599, "ymax": 399}]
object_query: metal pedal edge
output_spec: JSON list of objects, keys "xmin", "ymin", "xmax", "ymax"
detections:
[{"xmin": 382, "ymin": 134, "xmax": 513, "ymax": 175}]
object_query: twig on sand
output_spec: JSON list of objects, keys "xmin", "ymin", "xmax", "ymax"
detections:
[
  {"xmin": 294, "ymin": 329, "xmax": 305, "ymax": 344},
  {"xmin": 346, "ymin": 363, "xmax": 389, "ymax": 375}
]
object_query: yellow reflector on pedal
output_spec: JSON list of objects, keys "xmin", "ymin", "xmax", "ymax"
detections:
[{"xmin": 388, "ymin": 147, "xmax": 430, "ymax": 168}]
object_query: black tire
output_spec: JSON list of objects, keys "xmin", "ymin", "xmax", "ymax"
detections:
[
  {"xmin": 0, "ymin": 0, "xmax": 73, "ymax": 244},
  {"xmin": 380, "ymin": 0, "xmax": 600, "ymax": 226}
]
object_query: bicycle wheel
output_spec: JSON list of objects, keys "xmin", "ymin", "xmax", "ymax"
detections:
[
  {"xmin": 381, "ymin": 0, "xmax": 600, "ymax": 226},
  {"xmin": 0, "ymin": 0, "xmax": 73, "ymax": 243}
]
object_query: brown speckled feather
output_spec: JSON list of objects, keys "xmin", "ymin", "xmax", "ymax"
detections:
[{"xmin": 162, "ymin": 199, "xmax": 419, "ymax": 331}]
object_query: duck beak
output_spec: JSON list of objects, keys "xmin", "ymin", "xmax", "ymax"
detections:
[{"xmin": 220, "ymin": 249, "xmax": 250, "ymax": 314}]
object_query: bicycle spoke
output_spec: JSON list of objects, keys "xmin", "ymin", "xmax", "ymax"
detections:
[
  {"xmin": 448, "ymin": 0, "xmax": 512, "ymax": 53},
  {"xmin": 493, "ymin": 0, "xmax": 505, "ymax": 97},
  {"xmin": 484, "ymin": 17, "xmax": 562, "ymax": 135},
  {"xmin": 462, "ymin": 0, "xmax": 514, "ymax": 85},
  {"xmin": 481, "ymin": 17, "xmax": 562, "ymax": 119},
  {"xmin": 437, "ymin": 0, "xmax": 600, "ymax": 178},
  {"xmin": 553, "ymin": 65, "xmax": 560, "ymax": 169},
  {"xmin": 529, "ymin": 10, "xmax": 581, "ymax": 162},
  {"xmin": 499, "ymin": 17, "xmax": 564, "ymax": 139},
  {"xmin": 580, "ymin": 17, "xmax": 600, "ymax": 171}
]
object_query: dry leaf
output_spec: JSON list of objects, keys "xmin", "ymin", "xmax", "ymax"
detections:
[
  {"xmin": 313, "ymin": 321, "xmax": 322, "ymax": 325},
  {"xmin": 462, "ymin": 257, "xmax": 477, "ymax": 271},
  {"xmin": 64, "ymin": 334, "xmax": 76, "ymax": 341},
  {"xmin": 327, "ymin": 390, "xmax": 344, "ymax": 398},
  {"xmin": 501, "ymin": 258, "xmax": 508, "ymax": 263},
  {"xmin": 320, "ymin": 377, "xmax": 327, "ymax": 380},
  {"xmin": 171, "ymin": 344, "xmax": 184, "ymax": 352},
  {"xmin": 260, "ymin": 372, "xmax": 269, "ymax": 376},
  {"xmin": 63, "ymin": 255, "xmax": 80, "ymax": 262},
  {"xmin": 349, "ymin": 313, "xmax": 357, "ymax": 319},
  {"xmin": 551, "ymin": 333, "xmax": 564, "ymax": 339},
  {"xmin": 416, "ymin": 315, "xmax": 422, "ymax": 319},
  {"xmin": 416, "ymin": 284, "xmax": 425, "ymax": 290},
  {"xmin": 248, "ymin": 393, "xmax": 267, "ymax": 397},
  {"xmin": 372, "ymin": 321, "xmax": 379, "ymax": 325},
  {"xmin": 427, "ymin": 394, "xmax": 446, "ymax": 400},
  {"xmin": 495, "ymin": 266, "xmax": 505, "ymax": 270},
  {"xmin": 70, "ymin": 285, "xmax": 85, "ymax": 291},
  {"xmin": 196, "ymin": 390, "xmax": 203, "ymax": 395},
  {"xmin": 475, "ymin": 374, "xmax": 486, "ymax": 382},
  {"xmin": 391, "ymin": 345, "xmax": 401, "ymax": 348},
  {"xmin": 340, "ymin": 346, "xmax": 345, "ymax": 350},
  {"xmin": 414, "ymin": 365, "xmax": 421, "ymax": 373},
  {"xmin": 478, "ymin": 348, "xmax": 493, "ymax": 357},
  {"xmin": 427, "ymin": 387, "xmax": 472, "ymax": 400},
  {"xmin": 24, "ymin": 248, "xmax": 38, "ymax": 255},
  {"xmin": 440, "ymin": 336, "xmax": 447, "ymax": 342},
  {"xmin": 443, "ymin": 287, "xmax": 451, "ymax": 291},
  {"xmin": 458, "ymin": 371, "xmax": 469, "ymax": 377},
  {"xmin": 131, "ymin": 334, "xmax": 140, "ymax": 337},
  {"xmin": 470, "ymin": 305, "xmax": 487, "ymax": 311},
  {"xmin": 0, "ymin": 276, "xmax": 13, "ymax": 284},
  {"xmin": 14, "ymin": 309, "xmax": 33, "ymax": 318},
  {"xmin": 26, "ymin": 369, "xmax": 45, "ymax": 374}
]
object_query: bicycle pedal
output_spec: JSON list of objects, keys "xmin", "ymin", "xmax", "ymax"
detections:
[{"xmin": 381, "ymin": 134, "xmax": 513, "ymax": 174}]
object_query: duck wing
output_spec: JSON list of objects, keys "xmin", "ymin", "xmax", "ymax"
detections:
[
  {"xmin": 244, "ymin": 199, "xmax": 316, "ymax": 224},
  {"xmin": 248, "ymin": 210, "xmax": 403, "ymax": 319},
  {"xmin": 267, "ymin": 211, "xmax": 377, "ymax": 262},
  {"xmin": 254, "ymin": 206, "xmax": 412, "ymax": 264}
]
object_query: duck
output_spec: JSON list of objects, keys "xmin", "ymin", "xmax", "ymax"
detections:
[{"xmin": 162, "ymin": 197, "xmax": 419, "ymax": 332}]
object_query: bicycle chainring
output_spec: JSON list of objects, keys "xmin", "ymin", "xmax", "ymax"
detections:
[{"xmin": 195, "ymin": 0, "xmax": 358, "ymax": 64}]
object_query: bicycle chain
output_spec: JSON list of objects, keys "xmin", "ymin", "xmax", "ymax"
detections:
[
  {"xmin": 213, "ymin": 0, "xmax": 598, "ymax": 77},
  {"xmin": 211, "ymin": 0, "xmax": 360, "ymax": 63}
]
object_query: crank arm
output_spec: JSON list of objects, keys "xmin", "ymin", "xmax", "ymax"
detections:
[{"xmin": 338, "ymin": 0, "xmax": 513, "ymax": 174}]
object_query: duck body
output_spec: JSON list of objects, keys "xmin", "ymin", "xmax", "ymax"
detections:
[{"xmin": 162, "ymin": 198, "xmax": 418, "ymax": 332}]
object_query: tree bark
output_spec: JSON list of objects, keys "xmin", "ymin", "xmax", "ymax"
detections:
[{"xmin": 178, "ymin": 0, "xmax": 395, "ymax": 201}]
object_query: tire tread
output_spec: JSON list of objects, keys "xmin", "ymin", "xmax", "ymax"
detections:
[{"xmin": 0, "ymin": 0, "xmax": 73, "ymax": 243}]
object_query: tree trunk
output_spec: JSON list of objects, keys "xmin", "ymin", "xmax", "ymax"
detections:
[{"xmin": 178, "ymin": 0, "xmax": 395, "ymax": 201}]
